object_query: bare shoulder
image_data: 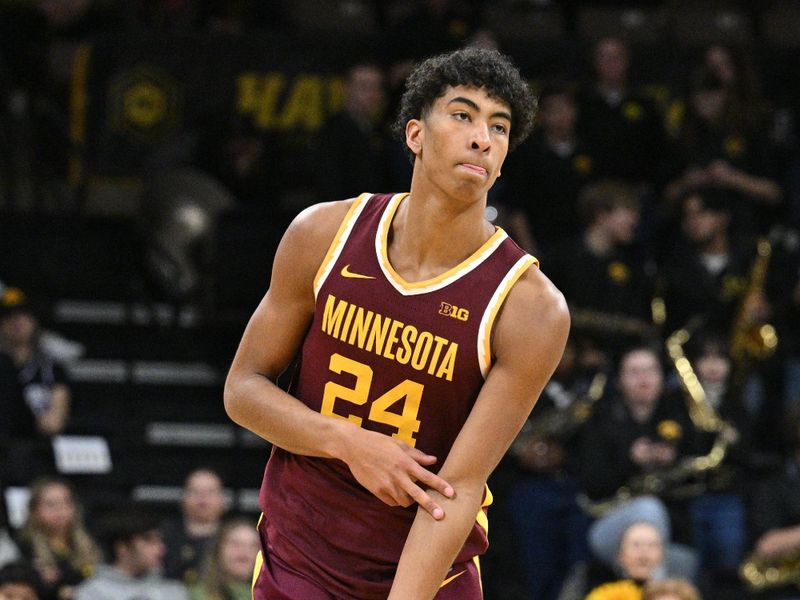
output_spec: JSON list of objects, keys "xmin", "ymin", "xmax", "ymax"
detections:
[
  {"xmin": 494, "ymin": 264, "xmax": 570, "ymax": 360},
  {"xmin": 274, "ymin": 198, "xmax": 359, "ymax": 276}
]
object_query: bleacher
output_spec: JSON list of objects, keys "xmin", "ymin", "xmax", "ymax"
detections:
[{"xmin": 0, "ymin": 210, "xmax": 275, "ymax": 521}]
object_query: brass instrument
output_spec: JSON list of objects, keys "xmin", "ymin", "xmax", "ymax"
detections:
[
  {"xmin": 580, "ymin": 324, "xmax": 736, "ymax": 518},
  {"xmin": 579, "ymin": 425, "xmax": 737, "ymax": 518},
  {"xmin": 740, "ymin": 550, "xmax": 800, "ymax": 591},
  {"xmin": 730, "ymin": 237, "xmax": 778, "ymax": 365},
  {"xmin": 666, "ymin": 318, "xmax": 724, "ymax": 433},
  {"xmin": 513, "ymin": 372, "xmax": 607, "ymax": 446}
]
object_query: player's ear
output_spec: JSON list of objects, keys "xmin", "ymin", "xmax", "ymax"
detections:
[{"xmin": 405, "ymin": 119, "xmax": 423, "ymax": 157}]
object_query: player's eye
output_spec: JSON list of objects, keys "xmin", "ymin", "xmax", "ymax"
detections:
[
  {"xmin": 453, "ymin": 111, "xmax": 470, "ymax": 121},
  {"xmin": 492, "ymin": 123, "xmax": 508, "ymax": 135}
]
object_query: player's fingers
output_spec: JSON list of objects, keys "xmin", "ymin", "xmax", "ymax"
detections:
[
  {"xmin": 412, "ymin": 465, "xmax": 454, "ymax": 499},
  {"xmin": 405, "ymin": 446, "xmax": 437, "ymax": 466},
  {"xmin": 404, "ymin": 483, "xmax": 444, "ymax": 520}
]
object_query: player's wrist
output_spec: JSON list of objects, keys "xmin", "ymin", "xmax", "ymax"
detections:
[{"xmin": 323, "ymin": 417, "xmax": 359, "ymax": 462}]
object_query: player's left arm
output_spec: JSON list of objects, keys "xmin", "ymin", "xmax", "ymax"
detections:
[{"xmin": 388, "ymin": 266, "xmax": 570, "ymax": 599}]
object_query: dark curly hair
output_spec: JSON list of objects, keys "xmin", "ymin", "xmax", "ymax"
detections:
[{"xmin": 392, "ymin": 47, "xmax": 537, "ymax": 162}]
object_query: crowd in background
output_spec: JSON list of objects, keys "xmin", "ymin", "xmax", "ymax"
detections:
[{"xmin": 1, "ymin": 0, "xmax": 800, "ymax": 599}]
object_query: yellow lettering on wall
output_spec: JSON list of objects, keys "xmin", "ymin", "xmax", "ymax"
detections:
[
  {"xmin": 279, "ymin": 75, "xmax": 323, "ymax": 130},
  {"xmin": 236, "ymin": 72, "xmax": 286, "ymax": 129}
]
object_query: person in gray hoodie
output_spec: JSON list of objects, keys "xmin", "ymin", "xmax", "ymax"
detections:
[{"xmin": 75, "ymin": 508, "xmax": 187, "ymax": 600}]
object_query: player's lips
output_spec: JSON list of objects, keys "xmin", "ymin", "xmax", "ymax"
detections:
[{"xmin": 458, "ymin": 163, "xmax": 488, "ymax": 177}]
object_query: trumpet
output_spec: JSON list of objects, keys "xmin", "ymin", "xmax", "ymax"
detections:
[{"xmin": 740, "ymin": 550, "xmax": 800, "ymax": 591}]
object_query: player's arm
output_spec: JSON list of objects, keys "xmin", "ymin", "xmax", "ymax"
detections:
[
  {"xmin": 388, "ymin": 267, "xmax": 570, "ymax": 599},
  {"xmin": 224, "ymin": 200, "xmax": 453, "ymax": 517}
]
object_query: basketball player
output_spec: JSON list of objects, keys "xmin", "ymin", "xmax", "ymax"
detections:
[{"xmin": 224, "ymin": 47, "xmax": 570, "ymax": 599}]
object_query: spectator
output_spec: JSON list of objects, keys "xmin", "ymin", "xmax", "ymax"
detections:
[
  {"xmin": 498, "ymin": 82, "xmax": 597, "ymax": 254},
  {"xmin": 313, "ymin": 61, "xmax": 390, "ymax": 202},
  {"xmin": 189, "ymin": 517, "xmax": 259, "ymax": 600},
  {"xmin": 161, "ymin": 469, "xmax": 226, "ymax": 585},
  {"xmin": 577, "ymin": 346, "xmax": 696, "ymax": 545},
  {"xmin": 641, "ymin": 577, "xmax": 702, "ymax": 600},
  {"xmin": 658, "ymin": 187, "xmax": 753, "ymax": 337},
  {"xmin": 663, "ymin": 67, "xmax": 782, "ymax": 235},
  {"xmin": 504, "ymin": 337, "xmax": 599, "ymax": 600},
  {"xmin": 75, "ymin": 508, "xmax": 187, "ymax": 600},
  {"xmin": 0, "ymin": 561, "xmax": 44, "ymax": 600},
  {"xmin": 577, "ymin": 36, "xmax": 665, "ymax": 186},
  {"xmin": 0, "ymin": 287, "xmax": 70, "ymax": 439},
  {"xmin": 546, "ymin": 180, "xmax": 656, "ymax": 362},
  {"xmin": 680, "ymin": 330, "xmax": 750, "ymax": 590},
  {"xmin": 16, "ymin": 478, "xmax": 102, "ymax": 600}
]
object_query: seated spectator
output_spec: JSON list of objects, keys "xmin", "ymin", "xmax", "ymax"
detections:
[
  {"xmin": 0, "ymin": 288, "xmax": 70, "ymax": 439},
  {"xmin": 313, "ymin": 61, "xmax": 390, "ymax": 202},
  {"xmin": 498, "ymin": 82, "xmax": 597, "ymax": 255},
  {"xmin": 16, "ymin": 478, "xmax": 102, "ymax": 600},
  {"xmin": 0, "ymin": 561, "xmax": 44, "ymax": 600},
  {"xmin": 642, "ymin": 577, "xmax": 702, "ymax": 600},
  {"xmin": 161, "ymin": 469, "xmax": 226, "ymax": 585},
  {"xmin": 577, "ymin": 36, "xmax": 665, "ymax": 187},
  {"xmin": 663, "ymin": 67, "xmax": 782, "ymax": 236},
  {"xmin": 189, "ymin": 517, "xmax": 259, "ymax": 600},
  {"xmin": 75, "ymin": 508, "xmax": 187, "ymax": 600},
  {"xmin": 587, "ymin": 497, "xmax": 698, "ymax": 592},
  {"xmin": 546, "ymin": 181, "xmax": 656, "ymax": 364},
  {"xmin": 505, "ymin": 337, "xmax": 599, "ymax": 600},
  {"xmin": 577, "ymin": 347, "xmax": 697, "ymax": 544}
]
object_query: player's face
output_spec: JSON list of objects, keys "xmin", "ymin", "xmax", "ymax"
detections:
[{"xmin": 408, "ymin": 85, "xmax": 511, "ymax": 200}]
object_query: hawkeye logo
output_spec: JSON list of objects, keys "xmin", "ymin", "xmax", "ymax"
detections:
[{"xmin": 439, "ymin": 302, "xmax": 469, "ymax": 322}]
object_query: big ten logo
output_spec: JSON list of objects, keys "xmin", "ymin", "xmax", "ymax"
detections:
[
  {"xmin": 236, "ymin": 72, "xmax": 345, "ymax": 132},
  {"xmin": 109, "ymin": 67, "xmax": 182, "ymax": 140},
  {"xmin": 439, "ymin": 302, "xmax": 469, "ymax": 322}
]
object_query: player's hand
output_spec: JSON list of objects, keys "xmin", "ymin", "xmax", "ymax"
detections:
[{"xmin": 340, "ymin": 427, "xmax": 455, "ymax": 520}]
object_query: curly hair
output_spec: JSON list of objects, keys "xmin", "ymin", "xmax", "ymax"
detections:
[{"xmin": 392, "ymin": 47, "xmax": 537, "ymax": 161}]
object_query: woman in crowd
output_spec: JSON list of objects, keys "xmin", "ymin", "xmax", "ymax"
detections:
[
  {"xmin": 16, "ymin": 478, "xmax": 102, "ymax": 600},
  {"xmin": 189, "ymin": 517, "xmax": 259, "ymax": 600}
]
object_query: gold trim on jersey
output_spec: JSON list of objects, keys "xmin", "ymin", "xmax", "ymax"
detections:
[
  {"xmin": 476, "ymin": 484, "xmax": 493, "ymax": 536},
  {"xmin": 251, "ymin": 514, "xmax": 264, "ymax": 592},
  {"xmin": 313, "ymin": 193, "xmax": 372, "ymax": 299},
  {"xmin": 477, "ymin": 255, "xmax": 539, "ymax": 378},
  {"xmin": 376, "ymin": 193, "xmax": 509, "ymax": 296}
]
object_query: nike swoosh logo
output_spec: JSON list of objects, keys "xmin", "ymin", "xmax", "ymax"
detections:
[
  {"xmin": 341, "ymin": 264, "xmax": 375, "ymax": 279},
  {"xmin": 439, "ymin": 569, "xmax": 466, "ymax": 588}
]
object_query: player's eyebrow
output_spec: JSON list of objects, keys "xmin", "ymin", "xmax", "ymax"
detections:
[{"xmin": 447, "ymin": 96, "xmax": 512, "ymax": 123}]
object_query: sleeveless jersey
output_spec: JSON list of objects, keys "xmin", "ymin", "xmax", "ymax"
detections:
[{"xmin": 258, "ymin": 192, "xmax": 537, "ymax": 599}]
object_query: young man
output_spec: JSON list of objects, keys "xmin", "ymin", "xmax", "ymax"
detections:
[
  {"xmin": 75, "ymin": 509, "xmax": 188, "ymax": 600},
  {"xmin": 224, "ymin": 47, "xmax": 570, "ymax": 599}
]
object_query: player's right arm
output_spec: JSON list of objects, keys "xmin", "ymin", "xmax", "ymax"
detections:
[{"xmin": 223, "ymin": 199, "xmax": 453, "ymax": 518}]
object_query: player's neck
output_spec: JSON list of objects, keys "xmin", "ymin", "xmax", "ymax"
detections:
[{"xmin": 389, "ymin": 184, "xmax": 493, "ymax": 283}]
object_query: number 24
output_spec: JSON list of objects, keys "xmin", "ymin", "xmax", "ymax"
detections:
[{"xmin": 321, "ymin": 353, "xmax": 424, "ymax": 447}]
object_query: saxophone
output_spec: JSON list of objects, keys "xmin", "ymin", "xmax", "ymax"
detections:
[
  {"xmin": 522, "ymin": 371, "xmax": 607, "ymax": 440},
  {"xmin": 730, "ymin": 237, "xmax": 778, "ymax": 366},
  {"xmin": 740, "ymin": 550, "xmax": 800, "ymax": 591},
  {"xmin": 579, "ymin": 323, "xmax": 735, "ymax": 518}
]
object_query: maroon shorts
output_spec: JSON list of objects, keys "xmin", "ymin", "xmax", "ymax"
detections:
[{"xmin": 252, "ymin": 546, "xmax": 483, "ymax": 600}]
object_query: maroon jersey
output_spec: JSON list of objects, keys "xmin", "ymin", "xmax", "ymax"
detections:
[{"xmin": 257, "ymin": 193, "xmax": 537, "ymax": 599}]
